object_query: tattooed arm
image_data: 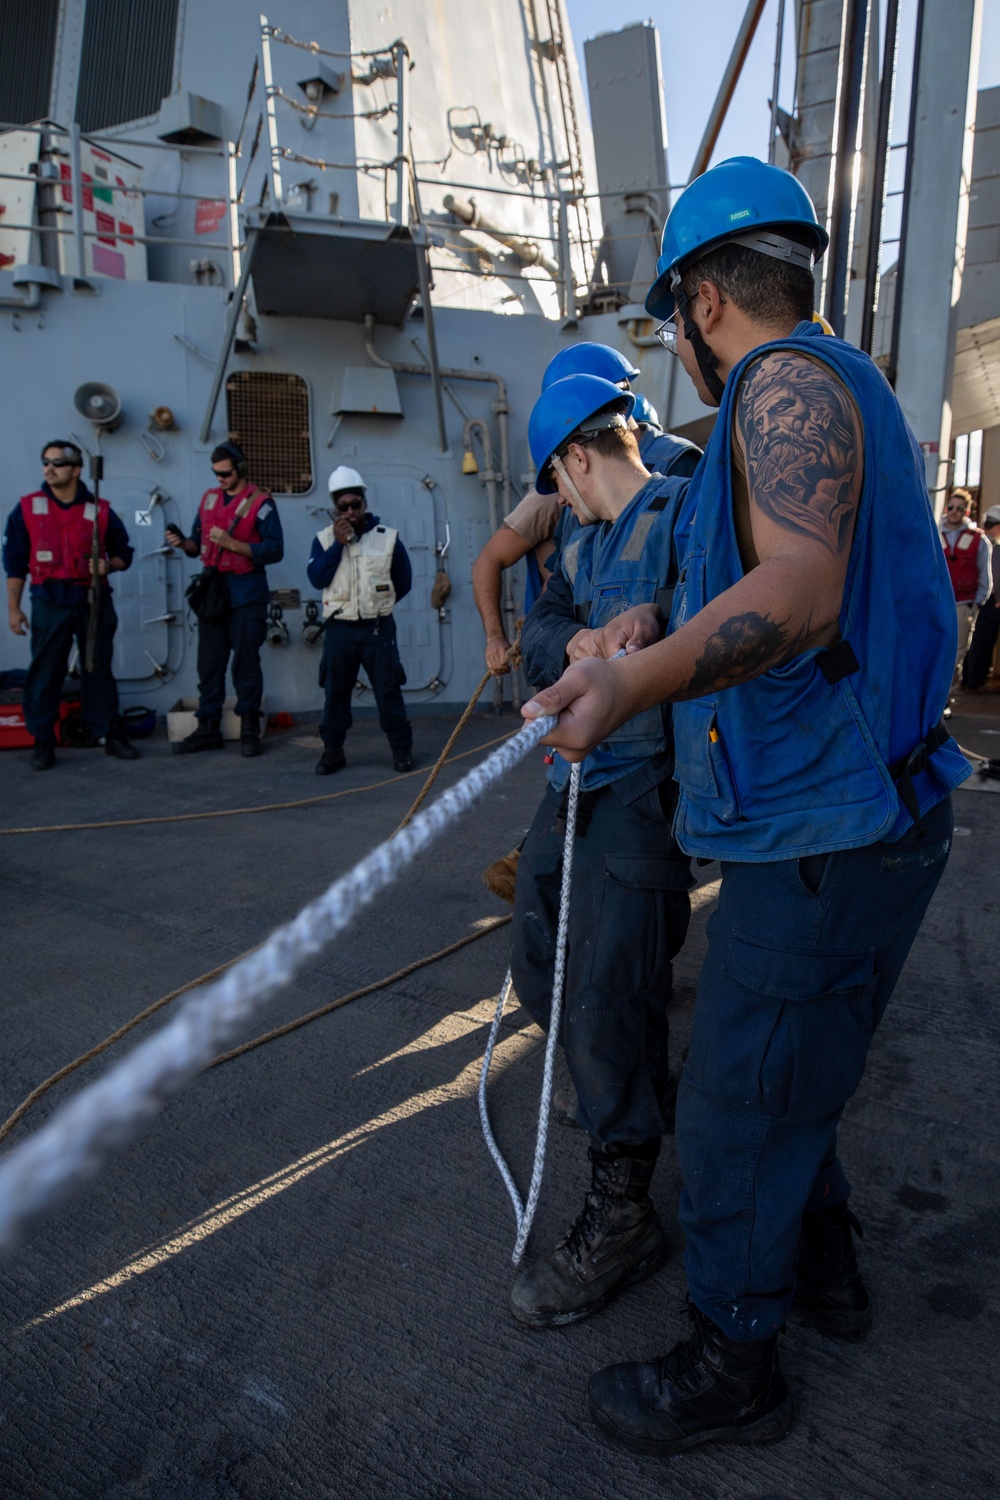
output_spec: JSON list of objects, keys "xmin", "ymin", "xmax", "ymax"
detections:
[{"xmin": 523, "ymin": 351, "xmax": 864, "ymax": 758}]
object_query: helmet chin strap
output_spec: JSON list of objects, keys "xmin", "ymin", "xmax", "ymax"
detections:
[
  {"xmin": 674, "ymin": 281, "xmax": 726, "ymax": 406},
  {"xmin": 550, "ymin": 455, "xmax": 600, "ymax": 525}
]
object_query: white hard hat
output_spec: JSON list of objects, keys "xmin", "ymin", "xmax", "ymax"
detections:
[{"xmin": 327, "ymin": 465, "xmax": 366, "ymax": 496}]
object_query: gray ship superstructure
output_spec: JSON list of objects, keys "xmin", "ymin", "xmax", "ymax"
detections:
[
  {"xmin": 0, "ymin": 1, "xmax": 683, "ymax": 717},
  {"xmin": 2, "ymin": 0, "xmax": 997, "ymax": 721}
]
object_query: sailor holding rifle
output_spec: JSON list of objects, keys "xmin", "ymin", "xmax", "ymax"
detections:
[{"xmin": 4, "ymin": 440, "xmax": 138, "ymax": 770}]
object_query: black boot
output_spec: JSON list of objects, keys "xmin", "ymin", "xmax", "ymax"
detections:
[
  {"xmin": 588, "ymin": 1302, "xmax": 793, "ymax": 1457},
  {"xmin": 104, "ymin": 720, "xmax": 140, "ymax": 760},
  {"xmin": 792, "ymin": 1203, "xmax": 872, "ymax": 1339},
  {"xmin": 509, "ymin": 1147, "xmax": 668, "ymax": 1328},
  {"xmin": 31, "ymin": 740, "xmax": 56, "ymax": 771},
  {"xmin": 315, "ymin": 745, "xmax": 346, "ymax": 775},
  {"xmin": 172, "ymin": 716, "xmax": 224, "ymax": 755},
  {"xmin": 240, "ymin": 712, "xmax": 263, "ymax": 758}
]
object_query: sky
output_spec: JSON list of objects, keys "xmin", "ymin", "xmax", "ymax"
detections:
[{"xmin": 565, "ymin": 0, "xmax": 1000, "ymax": 199}]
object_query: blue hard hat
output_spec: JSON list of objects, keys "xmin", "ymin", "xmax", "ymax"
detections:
[
  {"xmin": 645, "ymin": 156, "xmax": 829, "ymax": 319},
  {"xmin": 529, "ymin": 375, "xmax": 635, "ymax": 494},
  {"xmin": 542, "ymin": 342, "xmax": 640, "ymax": 391},
  {"xmin": 631, "ymin": 393, "xmax": 660, "ymax": 427}
]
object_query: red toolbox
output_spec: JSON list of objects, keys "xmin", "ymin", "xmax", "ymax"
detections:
[{"xmin": 0, "ymin": 695, "xmax": 84, "ymax": 749}]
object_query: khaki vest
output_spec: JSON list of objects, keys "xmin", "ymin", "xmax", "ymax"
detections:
[{"xmin": 318, "ymin": 522, "xmax": 398, "ymax": 620}]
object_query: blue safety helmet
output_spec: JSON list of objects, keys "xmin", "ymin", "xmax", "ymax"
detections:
[
  {"xmin": 645, "ymin": 156, "xmax": 829, "ymax": 319},
  {"xmin": 631, "ymin": 393, "xmax": 660, "ymax": 428},
  {"xmin": 529, "ymin": 375, "xmax": 635, "ymax": 495},
  {"xmin": 542, "ymin": 342, "xmax": 640, "ymax": 391}
]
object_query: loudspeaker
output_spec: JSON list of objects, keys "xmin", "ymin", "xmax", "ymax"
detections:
[{"xmin": 73, "ymin": 382, "xmax": 123, "ymax": 431}]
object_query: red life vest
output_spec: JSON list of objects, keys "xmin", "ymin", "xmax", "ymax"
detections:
[
  {"xmin": 198, "ymin": 484, "xmax": 270, "ymax": 574},
  {"xmin": 942, "ymin": 525, "xmax": 982, "ymax": 602},
  {"xmin": 21, "ymin": 491, "xmax": 111, "ymax": 585}
]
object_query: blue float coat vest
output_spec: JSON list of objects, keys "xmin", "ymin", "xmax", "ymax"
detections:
[
  {"xmin": 549, "ymin": 475, "xmax": 689, "ymax": 793},
  {"xmin": 524, "ymin": 504, "xmax": 582, "ymax": 611},
  {"xmin": 637, "ymin": 425, "xmax": 701, "ymax": 477},
  {"xmin": 524, "ymin": 547, "xmax": 544, "ymax": 611},
  {"xmin": 670, "ymin": 320, "xmax": 970, "ymax": 861}
]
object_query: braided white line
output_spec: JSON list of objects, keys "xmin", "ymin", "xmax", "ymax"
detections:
[
  {"xmin": 479, "ymin": 762, "xmax": 581, "ymax": 1266},
  {"xmin": 0, "ymin": 715, "xmax": 556, "ymax": 1251},
  {"xmin": 479, "ymin": 647, "xmax": 625, "ymax": 1263}
]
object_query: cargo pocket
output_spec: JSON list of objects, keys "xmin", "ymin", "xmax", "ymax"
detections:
[
  {"xmin": 589, "ymin": 855, "xmax": 693, "ymax": 998},
  {"xmin": 723, "ymin": 932, "xmax": 877, "ymax": 1122},
  {"xmin": 673, "ymin": 700, "xmax": 742, "ymax": 823}
]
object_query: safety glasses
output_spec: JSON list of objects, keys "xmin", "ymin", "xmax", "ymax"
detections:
[{"xmin": 654, "ymin": 310, "xmax": 682, "ymax": 354}]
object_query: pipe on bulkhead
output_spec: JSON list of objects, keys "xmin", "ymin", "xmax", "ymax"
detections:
[
  {"xmin": 364, "ymin": 315, "xmax": 517, "ymax": 704},
  {"xmin": 463, "ymin": 416, "xmax": 518, "ymax": 711},
  {"xmin": 0, "ymin": 280, "xmax": 42, "ymax": 311},
  {"xmin": 462, "ymin": 419, "xmax": 500, "ymax": 535},
  {"xmin": 363, "ymin": 313, "xmax": 511, "ymax": 520},
  {"xmin": 443, "ymin": 194, "xmax": 562, "ymax": 280}
]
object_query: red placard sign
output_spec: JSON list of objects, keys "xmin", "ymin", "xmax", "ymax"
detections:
[{"xmin": 195, "ymin": 199, "xmax": 227, "ymax": 235}]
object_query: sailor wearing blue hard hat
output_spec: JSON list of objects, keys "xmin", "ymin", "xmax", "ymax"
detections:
[
  {"xmin": 508, "ymin": 370, "xmax": 694, "ymax": 1333},
  {"xmin": 471, "ymin": 348, "xmax": 698, "ymax": 685},
  {"xmin": 541, "ymin": 342, "xmax": 700, "ymax": 481},
  {"xmin": 520, "ymin": 156, "xmax": 968, "ymax": 1456}
]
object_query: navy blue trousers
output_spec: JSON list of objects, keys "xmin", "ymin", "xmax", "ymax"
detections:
[
  {"xmin": 511, "ymin": 781, "xmax": 692, "ymax": 1148},
  {"xmin": 196, "ymin": 602, "xmax": 267, "ymax": 719},
  {"xmin": 320, "ymin": 616, "xmax": 412, "ymax": 755},
  {"xmin": 677, "ymin": 796, "xmax": 953, "ymax": 1341},
  {"xmin": 24, "ymin": 592, "xmax": 119, "ymax": 743},
  {"xmin": 962, "ymin": 597, "xmax": 1000, "ymax": 689}
]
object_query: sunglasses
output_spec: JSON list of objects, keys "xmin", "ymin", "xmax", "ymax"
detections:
[
  {"xmin": 42, "ymin": 458, "xmax": 75, "ymax": 469},
  {"xmin": 212, "ymin": 468, "xmax": 237, "ymax": 479},
  {"xmin": 335, "ymin": 498, "xmax": 365, "ymax": 512}
]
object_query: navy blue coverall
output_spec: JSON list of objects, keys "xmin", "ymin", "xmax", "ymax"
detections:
[
  {"xmin": 513, "ymin": 539, "xmax": 693, "ymax": 1149},
  {"xmin": 189, "ymin": 504, "xmax": 284, "ymax": 721},
  {"xmin": 306, "ymin": 513, "xmax": 413, "ymax": 757},
  {"xmin": 3, "ymin": 483, "xmax": 133, "ymax": 744}
]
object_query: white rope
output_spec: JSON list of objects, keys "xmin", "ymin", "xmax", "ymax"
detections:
[
  {"xmin": 0, "ymin": 715, "xmax": 556, "ymax": 1251},
  {"xmin": 479, "ymin": 761, "xmax": 582, "ymax": 1266},
  {"xmin": 478, "ymin": 647, "xmax": 625, "ymax": 1264}
]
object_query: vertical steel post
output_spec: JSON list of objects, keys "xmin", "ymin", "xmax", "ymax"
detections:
[
  {"xmin": 556, "ymin": 186, "xmax": 573, "ymax": 320},
  {"xmin": 824, "ymin": 0, "xmax": 870, "ymax": 336},
  {"xmin": 260, "ymin": 14, "xmax": 283, "ymax": 207},
  {"xmin": 395, "ymin": 42, "xmax": 409, "ymax": 226},
  {"xmin": 226, "ymin": 140, "xmax": 241, "ymax": 288},
  {"xmin": 767, "ymin": 0, "xmax": 787, "ymax": 165},
  {"xmin": 414, "ymin": 236, "xmax": 449, "ymax": 453},
  {"xmin": 859, "ymin": 0, "xmax": 899, "ymax": 355},
  {"xmin": 891, "ymin": 0, "xmax": 983, "ymax": 507},
  {"xmin": 69, "ymin": 122, "xmax": 86, "ymax": 282}
]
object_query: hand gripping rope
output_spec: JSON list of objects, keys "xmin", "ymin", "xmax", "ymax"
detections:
[{"xmin": 0, "ymin": 714, "xmax": 556, "ymax": 1252}]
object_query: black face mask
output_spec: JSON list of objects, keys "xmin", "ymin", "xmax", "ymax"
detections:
[{"xmin": 674, "ymin": 283, "xmax": 725, "ymax": 406}]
